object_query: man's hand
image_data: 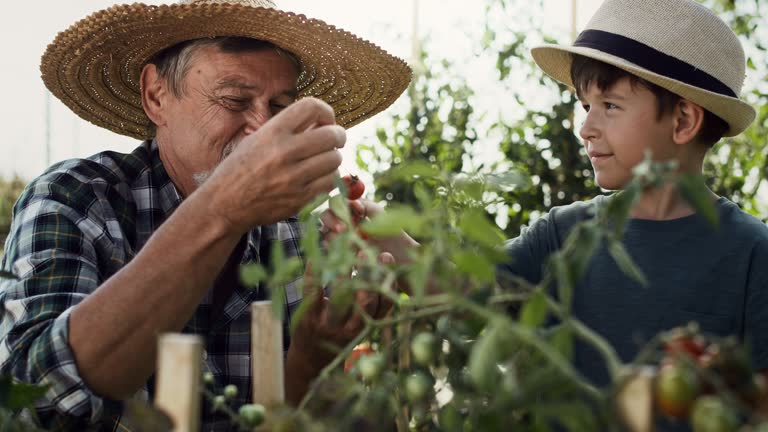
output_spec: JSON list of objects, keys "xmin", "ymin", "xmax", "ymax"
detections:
[
  {"xmin": 204, "ymin": 98, "xmax": 346, "ymax": 233},
  {"xmin": 284, "ymin": 253, "xmax": 395, "ymax": 405}
]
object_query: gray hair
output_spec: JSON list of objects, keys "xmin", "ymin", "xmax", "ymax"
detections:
[{"xmin": 149, "ymin": 37, "xmax": 302, "ymax": 99}]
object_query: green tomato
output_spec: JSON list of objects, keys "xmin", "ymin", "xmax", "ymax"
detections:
[
  {"xmin": 438, "ymin": 404, "xmax": 463, "ymax": 432},
  {"xmin": 358, "ymin": 353, "xmax": 386, "ymax": 381},
  {"xmin": 404, "ymin": 372, "xmax": 433, "ymax": 402},
  {"xmin": 238, "ymin": 403, "xmax": 266, "ymax": 428},
  {"xmin": 223, "ymin": 384, "xmax": 238, "ymax": 400},
  {"xmin": 690, "ymin": 396, "xmax": 739, "ymax": 432},
  {"xmin": 212, "ymin": 395, "xmax": 226, "ymax": 412},
  {"xmin": 411, "ymin": 332, "xmax": 438, "ymax": 366}
]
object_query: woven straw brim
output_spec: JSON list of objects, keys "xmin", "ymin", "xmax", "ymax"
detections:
[
  {"xmin": 40, "ymin": 3, "xmax": 413, "ymax": 140},
  {"xmin": 531, "ymin": 45, "xmax": 756, "ymax": 137}
]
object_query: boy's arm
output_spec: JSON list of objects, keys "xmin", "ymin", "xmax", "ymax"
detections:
[{"xmin": 746, "ymin": 238, "xmax": 768, "ymax": 372}]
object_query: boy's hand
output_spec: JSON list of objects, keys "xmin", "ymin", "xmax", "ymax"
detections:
[{"xmin": 319, "ymin": 199, "xmax": 420, "ymax": 266}]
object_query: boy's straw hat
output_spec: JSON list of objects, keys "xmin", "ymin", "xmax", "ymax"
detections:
[
  {"xmin": 531, "ymin": 0, "xmax": 755, "ymax": 137},
  {"xmin": 40, "ymin": 0, "xmax": 412, "ymax": 140}
]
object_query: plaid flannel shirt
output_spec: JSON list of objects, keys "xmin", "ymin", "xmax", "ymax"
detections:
[{"xmin": 0, "ymin": 140, "xmax": 304, "ymax": 431}]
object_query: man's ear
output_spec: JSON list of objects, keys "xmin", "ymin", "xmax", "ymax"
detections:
[
  {"xmin": 140, "ymin": 64, "xmax": 167, "ymax": 127},
  {"xmin": 672, "ymin": 99, "xmax": 705, "ymax": 145}
]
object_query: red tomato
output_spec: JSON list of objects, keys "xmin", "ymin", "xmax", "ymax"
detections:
[
  {"xmin": 655, "ymin": 362, "xmax": 701, "ymax": 419},
  {"xmin": 344, "ymin": 344, "xmax": 375, "ymax": 372},
  {"xmin": 342, "ymin": 175, "xmax": 365, "ymax": 200},
  {"xmin": 664, "ymin": 335, "xmax": 707, "ymax": 360}
]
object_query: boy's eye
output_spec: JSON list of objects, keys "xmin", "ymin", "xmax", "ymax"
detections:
[
  {"xmin": 581, "ymin": 104, "xmax": 590, "ymax": 112},
  {"xmin": 605, "ymin": 102, "xmax": 618, "ymax": 110}
]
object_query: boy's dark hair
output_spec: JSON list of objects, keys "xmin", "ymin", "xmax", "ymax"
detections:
[{"xmin": 570, "ymin": 55, "xmax": 729, "ymax": 147}]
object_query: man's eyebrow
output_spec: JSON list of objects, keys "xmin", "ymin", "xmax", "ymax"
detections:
[
  {"xmin": 215, "ymin": 79, "xmax": 298, "ymax": 99},
  {"xmin": 215, "ymin": 78, "xmax": 258, "ymax": 91}
]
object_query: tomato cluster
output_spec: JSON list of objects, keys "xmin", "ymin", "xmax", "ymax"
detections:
[{"xmin": 651, "ymin": 326, "xmax": 768, "ymax": 432}]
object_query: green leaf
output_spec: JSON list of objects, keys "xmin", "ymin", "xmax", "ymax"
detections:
[
  {"xmin": 0, "ymin": 271, "xmax": 17, "ymax": 280},
  {"xmin": 239, "ymin": 264, "xmax": 267, "ymax": 289},
  {"xmin": 407, "ymin": 254, "xmax": 433, "ymax": 301},
  {"xmin": 453, "ymin": 250, "xmax": 495, "ymax": 283},
  {"xmin": 360, "ymin": 207, "xmax": 425, "ymax": 237},
  {"xmin": 550, "ymin": 325, "xmax": 573, "ymax": 360},
  {"xmin": 468, "ymin": 322, "xmax": 502, "ymax": 392},
  {"xmin": 0, "ymin": 377, "xmax": 48, "ymax": 410},
  {"xmin": 604, "ymin": 185, "xmax": 640, "ymax": 236},
  {"xmin": 459, "ymin": 210, "xmax": 506, "ymax": 249},
  {"xmin": 268, "ymin": 284, "xmax": 286, "ymax": 321},
  {"xmin": 484, "ymin": 171, "xmax": 529, "ymax": 192},
  {"xmin": 563, "ymin": 224, "xmax": 601, "ymax": 282},
  {"xmin": 551, "ymin": 253, "xmax": 573, "ymax": 312},
  {"xmin": 520, "ymin": 290, "xmax": 548, "ymax": 328},
  {"xmin": 607, "ymin": 241, "xmax": 647, "ymax": 286},
  {"xmin": 300, "ymin": 218, "xmax": 322, "ymax": 262},
  {"xmin": 328, "ymin": 194, "xmax": 352, "ymax": 226},
  {"xmin": 413, "ymin": 183, "xmax": 432, "ymax": 210},
  {"xmin": 298, "ymin": 194, "xmax": 330, "ymax": 221},
  {"xmin": 272, "ymin": 257, "xmax": 303, "ymax": 287},
  {"xmin": 678, "ymin": 174, "xmax": 719, "ymax": 227},
  {"xmin": 381, "ymin": 161, "xmax": 440, "ymax": 182},
  {"xmin": 122, "ymin": 397, "xmax": 174, "ymax": 432}
]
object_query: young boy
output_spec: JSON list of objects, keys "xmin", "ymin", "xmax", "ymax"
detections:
[{"xmin": 501, "ymin": 0, "xmax": 768, "ymax": 387}]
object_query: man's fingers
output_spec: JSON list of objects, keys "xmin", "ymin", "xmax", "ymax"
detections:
[
  {"xmin": 295, "ymin": 149, "xmax": 343, "ymax": 187},
  {"xmin": 290, "ymin": 125, "xmax": 346, "ymax": 161},
  {"xmin": 272, "ymin": 97, "xmax": 337, "ymax": 133},
  {"xmin": 305, "ymin": 171, "xmax": 339, "ymax": 200}
]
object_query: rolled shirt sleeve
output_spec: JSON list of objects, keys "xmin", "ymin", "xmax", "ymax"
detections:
[{"xmin": 0, "ymin": 176, "xmax": 119, "ymax": 429}]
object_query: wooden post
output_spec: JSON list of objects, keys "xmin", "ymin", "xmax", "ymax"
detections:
[
  {"xmin": 155, "ymin": 333, "xmax": 203, "ymax": 432},
  {"xmin": 251, "ymin": 301, "xmax": 285, "ymax": 405}
]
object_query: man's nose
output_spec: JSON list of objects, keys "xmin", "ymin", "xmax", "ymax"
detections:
[{"xmin": 243, "ymin": 104, "xmax": 272, "ymax": 135}]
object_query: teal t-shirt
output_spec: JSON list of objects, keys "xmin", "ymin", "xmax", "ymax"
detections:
[{"xmin": 501, "ymin": 195, "xmax": 768, "ymax": 386}]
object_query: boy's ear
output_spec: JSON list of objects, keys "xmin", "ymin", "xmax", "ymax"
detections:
[
  {"xmin": 140, "ymin": 64, "xmax": 168, "ymax": 128},
  {"xmin": 672, "ymin": 100, "xmax": 705, "ymax": 145}
]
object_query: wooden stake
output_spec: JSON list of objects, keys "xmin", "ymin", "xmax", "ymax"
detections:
[
  {"xmin": 251, "ymin": 301, "xmax": 285, "ymax": 405},
  {"xmin": 155, "ymin": 333, "xmax": 203, "ymax": 432}
]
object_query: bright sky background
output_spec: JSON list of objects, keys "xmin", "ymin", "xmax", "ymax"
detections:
[{"xmin": 0, "ymin": 0, "xmax": 601, "ymax": 180}]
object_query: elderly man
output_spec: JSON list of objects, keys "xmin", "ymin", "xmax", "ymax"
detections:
[{"xmin": 0, "ymin": 0, "xmax": 410, "ymax": 430}]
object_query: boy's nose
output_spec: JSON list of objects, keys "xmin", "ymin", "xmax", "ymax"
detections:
[{"xmin": 579, "ymin": 114, "xmax": 600, "ymax": 142}]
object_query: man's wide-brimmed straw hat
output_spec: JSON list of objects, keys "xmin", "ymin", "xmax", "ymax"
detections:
[
  {"xmin": 40, "ymin": 0, "xmax": 412, "ymax": 140},
  {"xmin": 531, "ymin": 0, "xmax": 755, "ymax": 137}
]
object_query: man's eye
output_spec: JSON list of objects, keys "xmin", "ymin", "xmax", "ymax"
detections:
[{"xmin": 221, "ymin": 97, "xmax": 249, "ymax": 110}]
